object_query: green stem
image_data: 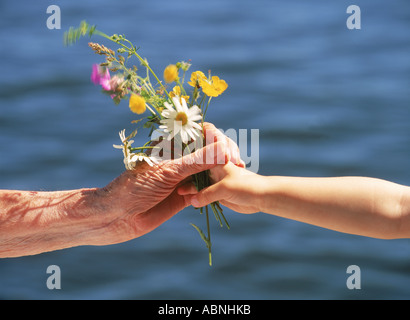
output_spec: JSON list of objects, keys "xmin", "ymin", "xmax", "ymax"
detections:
[
  {"xmin": 130, "ymin": 146, "xmax": 159, "ymax": 151},
  {"xmin": 210, "ymin": 203, "xmax": 222, "ymax": 227},
  {"xmin": 203, "ymin": 96, "xmax": 212, "ymax": 118},
  {"xmin": 198, "ymin": 94, "xmax": 206, "ymax": 113},
  {"xmin": 95, "ymin": 30, "xmax": 172, "ymax": 101},
  {"xmin": 176, "ymin": 78, "xmax": 187, "ymax": 96},
  {"xmin": 215, "ymin": 202, "xmax": 230, "ymax": 229},
  {"xmin": 190, "ymin": 86, "xmax": 199, "ymax": 107},
  {"xmin": 205, "ymin": 205, "xmax": 212, "ymax": 266}
]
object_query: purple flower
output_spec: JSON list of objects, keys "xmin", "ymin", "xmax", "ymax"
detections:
[{"xmin": 91, "ymin": 64, "xmax": 111, "ymax": 90}]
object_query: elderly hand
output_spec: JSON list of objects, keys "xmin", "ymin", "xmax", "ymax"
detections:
[
  {"xmin": 97, "ymin": 122, "xmax": 244, "ymax": 244},
  {"xmin": 98, "ymin": 141, "xmax": 229, "ymax": 244},
  {"xmin": 0, "ymin": 122, "xmax": 243, "ymax": 257}
]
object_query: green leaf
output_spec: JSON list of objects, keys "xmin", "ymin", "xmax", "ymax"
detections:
[{"xmin": 64, "ymin": 20, "xmax": 96, "ymax": 46}]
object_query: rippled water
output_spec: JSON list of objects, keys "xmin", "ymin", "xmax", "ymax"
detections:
[{"xmin": 1, "ymin": 0, "xmax": 410, "ymax": 299}]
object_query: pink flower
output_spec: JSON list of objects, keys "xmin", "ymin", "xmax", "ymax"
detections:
[
  {"xmin": 108, "ymin": 75, "xmax": 123, "ymax": 92},
  {"xmin": 91, "ymin": 64, "xmax": 111, "ymax": 90}
]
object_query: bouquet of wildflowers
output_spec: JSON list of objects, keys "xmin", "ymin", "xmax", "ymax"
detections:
[{"xmin": 64, "ymin": 21, "xmax": 229, "ymax": 265}]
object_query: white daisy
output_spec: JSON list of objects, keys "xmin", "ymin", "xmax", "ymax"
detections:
[
  {"xmin": 113, "ymin": 129, "xmax": 133, "ymax": 161},
  {"xmin": 159, "ymin": 96, "xmax": 202, "ymax": 144},
  {"xmin": 113, "ymin": 129, "xmax": 160, "ymax": 169},
  {"xmin": 129, "ymin": 153, "xmax": 160, "ymax": 167}
]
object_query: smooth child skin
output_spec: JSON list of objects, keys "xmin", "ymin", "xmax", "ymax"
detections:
[{"xmin": 179, "ymin": 162, "xmax": 410, "ymax": 240}]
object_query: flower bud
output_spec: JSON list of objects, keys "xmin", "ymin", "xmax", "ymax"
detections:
[{"xmin": 163, "ymin": 64, "xmax": 179, "ymax": 83}]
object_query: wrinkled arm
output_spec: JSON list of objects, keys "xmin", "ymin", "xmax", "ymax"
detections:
[
  {"xmin": 0, "ymin": 188, "xmax": 109, "ymax": 258},
  {"xmin": 0, "ymin": 139, "xmax": 232, "ymax": 258},
  {"xmin": 0, "ymin": 122, "xmax": 243, "ymax": 258}
]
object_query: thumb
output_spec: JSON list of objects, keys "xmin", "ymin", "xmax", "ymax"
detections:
[
  {"xmin": 190, "ymin": 182, "xmax": 225, "ymax": 208},
  {"xmin": 169, "ymin": 141, "xmax": 229, "ymax": 180}
]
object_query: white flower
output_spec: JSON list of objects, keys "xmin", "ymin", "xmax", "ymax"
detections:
[
  {"xmin": 113, "ymin": 129, "xmax": 160, "ymax": 169},
  {"xmin": 113, "ymin": 129, "xmax": 133, "ymax": 161},
  {"xmin": 159, "ymin": 96, "xmax": 202, "ymax": 144},
  {"xmin": 129, "ymin": 153, "xmax": 160, "ymax": 167}
]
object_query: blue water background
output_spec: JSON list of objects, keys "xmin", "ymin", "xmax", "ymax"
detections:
[{"xmin": 1, "ymin": 0, "xmax": 410, "ymax": 299}]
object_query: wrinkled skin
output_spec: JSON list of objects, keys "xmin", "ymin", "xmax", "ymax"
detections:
[
  {"xmin": 93, "ymin": 122, "xmax": 244, "ymax": 245},
  {"xmin": 0, "ymin": 123, "xmax": 244, "ymax": 258}
]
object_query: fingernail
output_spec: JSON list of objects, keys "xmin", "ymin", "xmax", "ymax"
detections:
[{"xmin": 191, "ymin": 197, "xmax": 200, "ymax": 207}]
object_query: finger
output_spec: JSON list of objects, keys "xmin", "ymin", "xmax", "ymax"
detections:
[
  {"xmin": 203, "ymin": 122, "xmax": 243, "ymax": 166},
  {"xmin": 190, "ymin": 182, "xmax": 225, "ymax": 208},
  {"xmin": 226, "ymin": 138, "xmax": 242, "ymax": 166},
  {"xmin": 169, "ymin": 141, "xmax": 229, "ymax": 180},
  {"xmin": 237, "ymin": 160, "xmax": 246, "ymax": 168},
  {"xmin": 177, "ymin": 182, "xmax": 198, "ymax": 195},
  {"xmin": 203, "ymin": 122, "xmax": 224, "ymax": 144},
  {"xmin": 202, "ymin": 122, "xmax": 217, "ymax": 135},
  {"xmin": 136, "ymin": 189, "xmax": 188, "ymax": 234}
]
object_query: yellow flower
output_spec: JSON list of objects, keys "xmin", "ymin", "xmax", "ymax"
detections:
[
  {"xmin": 163, "ymin": 64, "xmax": 179, "ymax": 83},
  {"xmin": 170, "ymin": 85, "xmax": 182, "ymax": 97},
  {"xmin": 129, "ymin": 94, "xmax": 146, "ymax": 114},
  {"xmin": 170, "ymin": 86, "xmax": 190, "ymax": 104},
  {"xmin": 200, "ymin": 76, "xmax": 228, "ymax": 97},
  {"xmin": 188, "ymin": 71, "xmax": 206, "ymax": 88}
]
